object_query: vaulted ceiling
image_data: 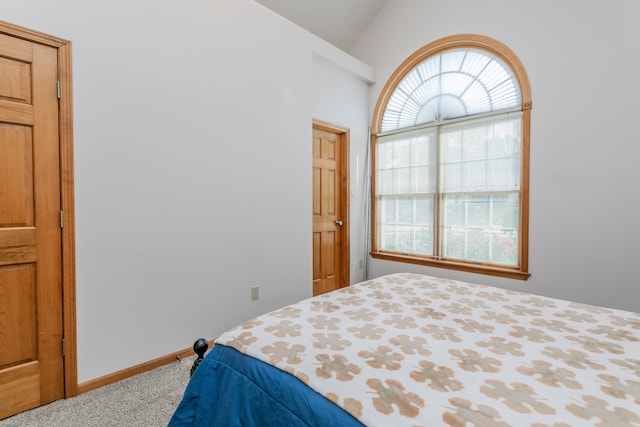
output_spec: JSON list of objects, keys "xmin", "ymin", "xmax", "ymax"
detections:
[{"xmin": 253, "ymin": 0, "xmax": 386, "ymax": 52}]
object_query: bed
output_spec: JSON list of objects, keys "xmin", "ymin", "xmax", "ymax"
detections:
[{"xmin": 169, "ymin": 273, "xmax": 640, "ymax": 426}]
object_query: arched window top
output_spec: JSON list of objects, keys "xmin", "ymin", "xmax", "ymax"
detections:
[
  {"xmin": 374, "ymin": 34, "xmax": 531, "ymax": 135},
  {"xmin": 381, "ymin": 48, "xmax": 521, "ymax": 132}
]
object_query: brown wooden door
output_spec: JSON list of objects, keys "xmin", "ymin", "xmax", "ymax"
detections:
[
  {"xmin": 0, "ymin": 32, "xmax": 64, "ymax": 419},
  {"xmin": 312, "ymin": 122, "xmax": 349, "ymax": 296}
]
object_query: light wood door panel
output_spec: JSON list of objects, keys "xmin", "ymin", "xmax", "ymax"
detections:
[
  {"xmin": 0, "ymin": 265, "xmax": 37, "ymax": 366},
  {"xmin": 0, "ymin": 32, "xmax": 64, "ymax": 419},
  {"xmin": 312, "ymin": 123, "xmax": 348, "ymax": 296},
  {"xmin": 0, "ymin": 125, "xmax": 34, "ymax": 226}
]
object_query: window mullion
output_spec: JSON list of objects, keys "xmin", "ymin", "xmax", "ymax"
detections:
[
  {"xmin": 464, "ymin": 194, "xmax": 469, "ymax": 260},
  {"xmin": 434, "ymin": 125, "xmax": 442, "ymax": 260},
  {"xmin": 489, "ymin": 194, "xmax": 494, "ymax": 263}
]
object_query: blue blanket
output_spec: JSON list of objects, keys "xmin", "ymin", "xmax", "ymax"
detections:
[{"xmin": 168, "ymin": 344, "xmax": 364, "ymax": 427}]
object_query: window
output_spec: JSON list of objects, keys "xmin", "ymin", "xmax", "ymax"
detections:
[{"xmin": 371, "ymin": 35, "xmax": 531, "ymax": 279}]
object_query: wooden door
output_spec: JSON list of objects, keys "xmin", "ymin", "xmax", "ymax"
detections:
[
  {"xmin": 0, "ymin": 31, "xmax": 64, "ymax": 419},
  {"xmin": 312, "ymin": 121, "xmax": 349, "ymax": 296}
]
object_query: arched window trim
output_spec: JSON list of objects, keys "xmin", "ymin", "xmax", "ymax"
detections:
[{"xmin": 370, "ymin": 34, "xmax": 531, "ymax": 280}]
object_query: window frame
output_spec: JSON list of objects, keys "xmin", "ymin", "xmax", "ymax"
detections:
[{"xmin": 370, "ymin": 34, "xmax": 532, "ymax": 280}]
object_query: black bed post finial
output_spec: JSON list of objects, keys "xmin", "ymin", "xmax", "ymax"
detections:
[{"xmin": 190, "ymin": 338, "xmax": 209, "ymax": 377}]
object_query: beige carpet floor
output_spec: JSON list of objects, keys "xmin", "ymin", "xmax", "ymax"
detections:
[{"xmin": 0, "ymin": 356, "xmax": 194, "ymax": 427}]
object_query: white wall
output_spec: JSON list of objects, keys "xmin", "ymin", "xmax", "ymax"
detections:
[
  {"xmin": 351, "ymin": 0, "xmax": 640, "ymax": 313},
  {"xmin": 2, "ymin": 0, "xmax": 372, "ymax": 382}
]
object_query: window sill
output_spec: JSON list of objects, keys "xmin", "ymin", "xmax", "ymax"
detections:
[{"xmin": 371, "ymin": 252, "xmax": 531, "ymax": 281}]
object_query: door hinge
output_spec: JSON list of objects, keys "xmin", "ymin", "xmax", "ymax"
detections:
[
  {"xmin": 57, "ymin": 80, "xmax": 61, "ymax": 99},
  {"xmin": 62, "ymin": 338, "xmax": 66, "ymax": 357},
  {"xmin": 60, "ymin": 211, "xmax": 64, "ymax": 229}
]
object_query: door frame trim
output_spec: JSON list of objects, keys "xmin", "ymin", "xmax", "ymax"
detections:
[
  {"xmin": 312, "ymin": 119, "xmax": 350, "ymax": 289},
  {"xmin": 0, "ymin": 20, "xmax": 77, "ymax": 398}
]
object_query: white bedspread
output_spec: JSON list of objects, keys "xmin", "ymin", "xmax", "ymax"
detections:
[{"xmin": 216, "ymin": 273, "xmax": 640, "ymax": 426}]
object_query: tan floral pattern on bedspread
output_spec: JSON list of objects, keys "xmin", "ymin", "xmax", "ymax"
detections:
[{"xmin": 215, "ymin": 274, "xmax": 640, "ymax": 426}]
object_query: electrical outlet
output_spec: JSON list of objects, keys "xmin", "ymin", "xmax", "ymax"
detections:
[{"xmin": 251, "ymin": 286, "xmax": 259, "ymax": 300}]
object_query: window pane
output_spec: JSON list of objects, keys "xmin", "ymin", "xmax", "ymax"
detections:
[
  {"xmin": 377, "ymin": 129, "xmax": 437, "ymax": 195},
  {"xmin": 416, "ymin": 197, "xmax": 433, "ymax": 228},
  {"xmin": 378, "ymin": 195, "xmax": 434, "ymax": 256},
  {"xmin": 444, "ymin": 227, "xmax": 466, "ymax": 259},
  {"xmin": 441, "ymin": 192, "xmax": 519, "ymax": 266},
  {"xmin": 414, "ymin": 136, "xmax": 434, "ymax": 164},
  {"xmin": 468, "ymin": 229, "xmax": 490, "ymax": 262},
  {"xmin": 468, "ymin": 195, "xmax": 490, "ymax": 227},
  {"xmin": 440, "ymin": 113, "xmax": 522, "ymax": 193},
  {"xmin": 380, "ymin": 196, "xmax": 396, "ymax": 223},
  {"xmin": 380, "ymin": 224, "xmax": 398, "ymax": 251},
  {"xmin": 398, "ymin": 197, "xmax": 412, "ymax": 224},
  {"xmin": 395, "ymin": 167, "xmax": 411, "ymax": 194},
  {"xmin": 395, "ymin": 139, "xmax": 412, "ymax": 167},
  {"xmin": 492, "ymin": 193, "xmax": 519, "ymax": 229},
  {"xmin": 491, "ymin": 229, "xmax": 519, "ymax": 265},
  {"xmin": 378, "ymin": 169, "xmax": 393, "ymax": 195},
  {"xmin": 395, "ymin": 226, "xmax": 413, "ymax": 253},
  {"xmin": 416, "ymin": 226, "xmax": 434, "ymax": 255},
  {"xmin": 444, "ymin": 195, "xmax": 465, "ymax": 227},
  {"xmin": 415, "ymin": 166, "xmax": 434, "ymax": 193}
]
